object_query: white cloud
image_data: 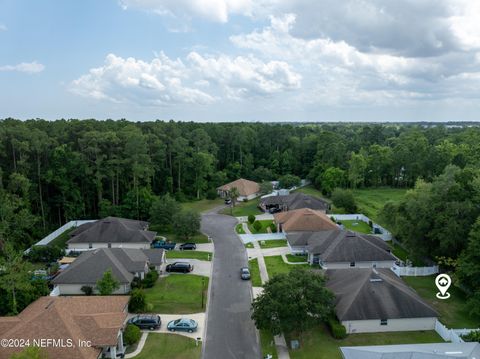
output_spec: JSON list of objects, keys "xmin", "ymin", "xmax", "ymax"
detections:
[
  {"xmin": 0, "ymin": 24, "xmax": 6, "ymax": 31},
  {"xmin": 0, "ymin": 61, "xmax": 45, "ymax": 74}
]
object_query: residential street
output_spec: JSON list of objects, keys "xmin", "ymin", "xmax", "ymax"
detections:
[{"xmin": 201, "ymin": 211, "xmax": 261, "ymax": 359}]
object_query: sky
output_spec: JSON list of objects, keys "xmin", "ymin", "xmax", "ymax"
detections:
[{"xmin": 1, "ymin": 0, "xmax": 480, "ymax": 122}]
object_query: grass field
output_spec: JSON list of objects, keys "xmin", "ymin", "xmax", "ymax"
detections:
[
  {"xmin": 248, "ymin": 220, "xmax": 274, "ymax": 234},
  {"xmin": 249, "ymin": 258, "xmax": 262, "ymax": 286},
  {"xmin": 158, "ymin": 232, "xmax": 210, "ymax": 244},
  {"xmin": 403, "ymin": 276, "xmax": 480, "ymax": 328},
  {"xmin": 181, "ymin": 198, "xmax": 224, "ymax": 213},
  {"xmin": 134, "ymin": 333, "xmax": 201, "ymax": 359},
  {"xmin": 259, "ymin": 239, "xmax": 288, "ymax": 248},
  {"xmin": 338, "ymin": 220, "xmax": 372, "ymax": 234},
  {"xmin": 264, "ymin": 256, "xmax": 310, "ymax": 278},
  {"xmin": 47, "ymin": 227, "xmax": 75, "ymax": 248},
  {"xmin": 166, "ymin": 251, "xmax": 212, "ymax": 261},
  {"xmin": 286, "ymin": 254, "xmax": 308, "ymax": 263},
  {"xmin": 144, "ymin": 274, "xmax": 209, "ymax": 314},
  {"xmin": 260, "ymin": 330, "xmax": 278, "ymax": 359},
  {"xmin": 221, "ymin": 198, "xmax": 262, "ymax": 217},
  {"xmin": 288, "ymin": 325, "xmax": 443, "ymax": 359}
]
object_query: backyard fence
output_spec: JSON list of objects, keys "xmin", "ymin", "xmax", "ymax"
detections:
[
  {"xmin": 391, "ymin": 264, "xmax": 439, "ymax": 277},
  {"xmin": 327, "ymin": 214, "xmax": 392, "ymax": 241},
  {"xmin": 434, "ymin": 320, "xmax": 480, "ymax": 343}
]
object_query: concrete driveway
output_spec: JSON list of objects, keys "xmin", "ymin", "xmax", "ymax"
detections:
[
  {"xmin": 195, "ymin": 243, "xmax": 214, "ymax": 252},
  {"xmin": 165, "ymin": 259, "xmax": 212, "ymax": 277}
]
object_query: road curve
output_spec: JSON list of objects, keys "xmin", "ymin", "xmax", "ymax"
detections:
[{"xmin": 201, "ymin": 211, "xmax": 261, "ymax": 359}]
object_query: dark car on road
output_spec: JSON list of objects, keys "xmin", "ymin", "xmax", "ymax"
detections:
[
  {"xmin": 167, "ymin": 318, "xmax": 198, "ymax": 333},
  {"xmin": 127, "ymin": 315, "xmax": 161, "ymax": 330},
  {"xmin": 240, "ymin": 267, "xmax": 251, "ymax": 280},
  {"xmin": 166, "ymin": 262, "xmax": 194, "ymax": 273},
  {"xmin": 224, "ymin": 198, "xmax": 232, "ymax": 205},
  {"xmin": 179, "ymin": 243, "xmax": 197, "ymax": 250},
  {"xmin": 268, "ymin": 207, "xmax": 282, "ymax": 214}
]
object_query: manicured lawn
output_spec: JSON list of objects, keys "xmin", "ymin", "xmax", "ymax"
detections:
[
  {"xmin": 158, "ymin": 232, "xmax": 210, "ymax": 244},
  {"xmin": 259, "ymin": 239, "xmax": 288, "ymax": 249},
  {"xmin": 221, "ymin": 198, "xmax": 262, "ymax": 217},
  {"xmin": 337, "ymin": 220, "xmax": 372, "ymax": 234},
  {"xmin": 134, "ymin": 333, "xmax": 201, "ymax": 359},
  {"xmin": 47, "ymin": 227, "xmax": 76, "ymax": 249},
  {"xmin": 286, "ymin": 254, "xmax": 308, "ymax": 263},
  {"xmin": 166, "ymin": 251, "xmax": 212, "ymax": 261},
  {"xmin": 245, "ymin": 242, "xmax": 254, "ymax": 248},
  {"xmin": 181, "ymin": 198, "xmax": 224, "ymax": 213},
  {"xmin": 264, "ymin": 256, "xmax": 310, "ymax": 278},
  {"xmin": 248, "ymin": 220, "xmax": 274, "ymax": 234},
  {"xmin": 144, "ymin": 274, "xmax": 209, "ymax": 314},
  {"xmin": 295, "ymin": 186, "xmax": 330, "ymax": 202},
  {"xmin": 236, "ymin": 223, "xmax": 246, "ymax": 234},
  {"xmin": 260, "ymin": 330, "xmax": 278, "ymax": 359},
  {"xmin": 403, "ymin": 276, "xmax": 480, "ymax": 328},
  {"xmin": 288, "ymin": 324, "xmax": 443, "ymax": 359},
  {"xmin": 249, "ymin": 258, "xmax": 262, "ymax": 286}
]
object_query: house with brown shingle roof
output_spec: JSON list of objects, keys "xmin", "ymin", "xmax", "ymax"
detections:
[
  {"xmin": 217, "ymin": 178, "xmax": 260, "ymax": 201},
  {"xmin": 274, "ymin": 208, "xmax": 338, "ymax": 233},
  {"xmin": 0, "ymin": 296, "xmax": 129, "ymax": 359}
]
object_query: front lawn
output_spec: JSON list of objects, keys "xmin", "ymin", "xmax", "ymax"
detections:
[
  {"xmin": 221, "ymin": 198, "xmax": 262, "ymax": 217},
  {"xmin": 47, "ymin": 227, "xmax": 76, "ymax": 249},
  {"xmin": 259, "ymin": 239, "xmax": 288, "ymax": 249},
  {"xmin": 248, "ymin": 220, "xmax": 274, "ymax": 234},
  {"xmin": 403, "ymin": 276, "xmax": 480, "ymax": 328},
  {"xmin": 288, "ymin": 324, "xmax": 443, "ymax": 359},
  {"xmin": 181, "ymin": 198, "xmax": 224, "ymax": 213},
  {"xmin": 260, "ymin": 330, "xmax": 278, "ymax": 359},
  {"xmin": 249, "ymin": 258, "xmax": 262, "ymax": 287},
  {"xmin": 157, "ymin": 232, "xmax": 210, "ymax": 244},
  {"xmin": 134, "ymin": 333, "xmax": 201, "ymax": 359},
  {"xmin": 286, "ymin": 254, "xmax": 308, "ymax": 263},
  {"xmin": 337, "ymin": 220, "xmax": 371, "ymax": 234},
  {"xmin": 166, "ymin": 251, "xmax": 212, "ymax": 261},
  {"xmin": 144, "ymin": 274, "xmax": 209, "ymax": 314},
  {"xmin": 264, "ymin": 256, "xmax": 310, "ymax": 278}
]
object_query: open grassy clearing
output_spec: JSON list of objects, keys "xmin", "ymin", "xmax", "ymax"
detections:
[
  {"xmin": 134, "ymin": 333, "xmax": 201, "ymax": 359},
  {"xmin": 249, "ymin": 258, "xmax": 262, "ymax": 287},
  {"xmin": 259, "ymin": 239, "xmax": 288, "ymax": 249},
  {"xmin": 260, "ymin": 330, "xmax": 278, "ymax": 359},
  {"xmin": 221, "ymin": 198, "xmax": 262, "ymax": 217},
  {"xmin": 264, "ymin": 256, "xmax": 310, "ymax": 278},
  {"xmin": 248, "ymin": 220, "xmax": 274, "ymax": 234},
  {"xmin": 337, "ymin": 219, "xmax": 372, "ymax": 234},
  {"xmin": 144, "ymin": 274, "xmax": 209, "ymax": 314},
  {"xmin": 166, "ymin": 251, "xmax": 212, "ymax": 261},
  {"xmin": 181, "ymin": 198, "xmax": 224, "ymax": 213}
]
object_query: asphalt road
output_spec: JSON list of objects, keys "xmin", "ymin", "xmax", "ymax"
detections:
[{"xmin": 201, "ymin": 211, "xmax": 261, "ymax": 359}]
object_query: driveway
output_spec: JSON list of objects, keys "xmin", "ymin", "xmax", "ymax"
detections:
[
  {"xmin": 201, "ymin": 212, "xmax": 261, "ymax": 359},
  {"xmin": 165, "ymin": 259, "xmax": 212, "ymax": 277}
]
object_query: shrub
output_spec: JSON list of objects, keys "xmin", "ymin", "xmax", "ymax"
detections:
[
  {"xmin": 206, "ymin": 188, "xmax": 218, "ymax": 200},
  {"xmin": 269, "ymin": 223, "xmax": 277, "ymax": 232},
  {"xmin": 131, "ymin": 276, "xmax": 143, "ymax": 289},
  {"xmin": 253, "ymin": 220, "xmax": 262, "ymax": 232},
  {"xmin": 248, "ymin": 214, "xmax": 256, "ymax": 224},
  {"xmin": 461, "ymin": 330, "xmax": 480, "ymax": 342},
  {"xmin": 368, "ymin": 220, "xmax": 373, "ymax": 228},
  {"xmin": 128, "ymin": 289, "xmax": 147, "ymax": 313},
  {"xmin": 328, "ymin": 318, "xmax": 347, "ymax": 339},
  {"xmin": 80, "ymin": 286, "xmax": 93, "ymax": 296},
  {"xmin": 142, "ymin": 270, "xmax": 159, "ymax": 288},
  {"xmin": 124, "ymin": 324, "xmax": 141, "ymax": 346},
  {"xmin": 27, "ymin": 245, "xmax": 65, "ymax": 263},
  {"xmin": 331, "ymin": 188, "xmax": 357, "ymax": 213}
]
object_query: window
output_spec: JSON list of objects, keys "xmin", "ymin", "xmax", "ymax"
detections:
[
  {"xmin": 380, "ymin": 319, "xmax": 388, "ymax": 326},
  {"xmin": 88, "ymin": 243, "xmax": 92, "ymax": 249},
  {"xmin": 350, "ymin": 262, "xmax": 355, "ymax": 267}
]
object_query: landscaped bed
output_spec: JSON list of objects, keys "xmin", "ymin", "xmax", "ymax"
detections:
[
  {"xmin": 235, "ymin": 223, "xmax": 246, "ymax": 234},
  {"xmin": 144, "ymin": 274, "xmax": 209, "ymax": 314},
  {"xmin": 248, "ymin": 220, "xmax": 274, "ymax": 234},
  {"xmin": 134, "ymin": 333, "xmax": 201, "ymax": 359},
  {"xmin": 249, "ymin": 258, "xmax": 262, "ymax": 287},
  {"xmin": 166, "ymin": 251, "xmax": 212, "ymax": 261},
  {"xmin": 245, "ymin": 242, "xmax": 254, "ymax": 248},
  {"xmin": 259, "ymin": 239, "xmax": 287, "ymax": 248},
  {"xmin": 264, "ymin": 256, "xmax": 310, "ymax": 278}
]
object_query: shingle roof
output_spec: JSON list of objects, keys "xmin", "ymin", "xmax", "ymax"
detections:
[
  {"xmin": 52, "ymin": 248, "xmax": 164, "ymax": 285},
  {"xmin": 326, "ymin": 268, "xmax": 438, "ymax": 321},
  {"xmin": 274, "ymin": 208, "xmax": 338, "ymax": 232},
  {"xmin": 261, "ymin": 192, "xmax": 330, "ymax": 211},
  {"xmin": 0, "ymin": 296, "xmax": 128, "ymax": 359},
  {"xmin": 68, "ymin": 216, "xmax": 155, "ymax": 244},
  {"xmin": 217, "ymin": 178, "xmax": 260, "ymax": 197}
]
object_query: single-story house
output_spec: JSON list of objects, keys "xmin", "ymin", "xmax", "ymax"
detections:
[
  {"xmin": 0, "ymin": 296, "xmax": 129, "ymax": 359},
  {"xmin": 217, "ymin": 178, "xmax": 260, "ymax": 201},
  {"xmin": 326, "ymin": 268, "xmax": 438, "ymax": 333},
  {"xmin": 286, "ymin": 230, "xmax": 396, "ymax": 269},
  {"xmin": 52, "ymin": 248, "xmax": 165, "ymax": 295},
  {"xmin": 260, "ymin": 192, "xmax": 330, "ymax": 213},
  {"xmin": 67, "ymin": 216, "xmax": 156, "ymax": 251},
  {"xmin": 274, "ymin": 208, "xmax": 338, "ymax": 233},
  {"xmin": 340, "ymin": 342, "xmax": 480, "ymax": 359}
]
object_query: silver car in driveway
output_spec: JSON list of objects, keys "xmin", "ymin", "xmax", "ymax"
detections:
[{"xmin": 240, "ymin": 267, "xmax": 251, "ymax": 280}]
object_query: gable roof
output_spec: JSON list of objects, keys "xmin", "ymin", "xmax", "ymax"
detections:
[
  {"xmin": 274, "ymin": 208, "xmax": 338, "ymax": 232},
  {"xmin": 52, "ymin": 248, "xmax": 164, "ymax": 285},
  {"xmin": 68, "ymin": 216, "xmax": 156, "ymax": 244},
  {"xmin": 0, "ymin": 296, "xmax": 128, "ymax": 359},
  {"xmin": 217, "ymin": 178, "xmax": 260, "ymax": 197},
  {"xmin": 261, "ymin": 192, "xmax": 330, "ymax": 211},
  {"xmin": 326, "ymin": 268, "xmax": 438, "ymax": 321}
]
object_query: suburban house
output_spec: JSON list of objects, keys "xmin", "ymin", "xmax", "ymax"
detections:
[
  {"xmin": 286, "ymin": 230, "xmax": 396, "ymax": 268},
  {"xmin": 217, "ymin": 178, "xmax": 260, "ymax": 201},
  {"xmin": 0, "ymin": 296, "xmax": 129, "ymax": 359},
  {"xmin": 67, "ymin": 216, "xmax": 156, "ymax": 251},
  {"xmin": 340, "ymin": 342, "xmax": 480, "ymax": 359},
  {"xmin": 326, "ymin": 268, "xmax": 438, "ymax": 333},
  {"xmin": 259, "ymin": 192, "xmax": 330, "ymax": 213},
  {"xmin": 274, "ymin": 208, "xmax": 338, "ymax": 233},
  {"xmin": 52, "ymin": 248, "xmax": 165, "ymax": 295}
]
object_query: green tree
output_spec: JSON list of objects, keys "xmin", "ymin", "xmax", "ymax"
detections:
[
  {"xmin": 348, "ymin": 152, "xmax": 367, "ymax": 188},
  {"xmin": 96, "ymin": 269, "xmax": 120, "ymax": 295},
  {"xmin": 173, "ymin": 210, "xmax": 200, "ymax": 240},
  {"xmin": 124, "ymin": 324, "xmax": 142, "ymax": 345},
  {"xmin": 149, "ymin": 194, "xmax": 181, "ymax": 231},
  {"xmin": 192, "ymin": 152, "xmax": 214, "ymax": 199},
  {"xmin": 128, "ymin": 288, "xmax": 147, "ymax": 313},
  {"xmin": 457, "ymin": 217, "xmax": 480, "ymax": 295},
  {"xmin": 320, "ymin": 167, "xmax": 346, "ymax": 195},
  {"xmin": 259, "ymin": 181, "xmax": 273, "ymax": 195},
  {"xmin": 279, "ymin": 174, "xmax": 300, "ymax": 189},
  {"xmin": 331, "ymin": 188, "xmax": 357, "ymax": 213}
]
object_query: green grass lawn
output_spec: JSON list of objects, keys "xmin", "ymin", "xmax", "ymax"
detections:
[
  {"xmin": 181, "ymin": 198, "xmax": 224, "ymax": 213},
  {"xmin": 248, "ymin": 220, "xmax": 274, "ymax": 234},
  {"xmin": 47, "ymin": 227, "xmax": 76, "ymax": 249},
  {"xmin": 157, "ymin": 232, "xmax": 210, "ymax": 244},
  {"xmin": 144, "ymin": 274, "xmax": 209, "ymax": 314},
  {"xmin": 286, "ymin": 254, "xmax": 308, "ymax": 263},
  {"xmin": 221, "ymin": 198, "xmax": 262, "ymax": 217},
  {"xmin": 166, "ymin": 251, "xmax": 212, "ymax": 261},
  {"xmin": 259, "ymin": 239, "xmax": 288, "ymax": 249},
  {"xmin": 295, "ymin": 186, "xmax": 330, "ymax": 202},
  {"xmin": 288, "ymin": 325, "xmax": 443, "ymax": 359},
  {"xmin": 245, "ymin": 242, "xmax": 254, "ymax": 248},
  {"xmin": 260, "ymin": 330, "xmax": 278, "ymax": 359},
  {"xmin": 249, "ymin": 258, "xmax": 262, "ymax": 286},
  {"xmin": 134, "ymin": 333, "xmax": 201, "ymax": 359},
  {"xmin": 264, "ymin": 256, "xmax": 310, "ymax": 278},
  {"xmin": 337, "ymin": 219, "xmax": 372, "ymax": 234},
  {"xmin": 387, "ymin": 242, "xmax": 424, "ymax": 266},
  {"xmin": 236, "ymin": 223, "xmax": 246, "ymax": 234},
  {"xmin": 403, "ymin": 276, "xmax": 480, "ymax": 328}
]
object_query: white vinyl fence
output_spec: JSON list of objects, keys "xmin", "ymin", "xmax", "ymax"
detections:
[
  {"xmin": 327, "ymin": 214, "xmax": 392, "ymax": 241},
  {"xmin": 391, "ymin": 264, "xmax": 439, "ymax": 277},
  {"xmin": 434, "ymin": 320, "xmax": 480, "ymax": 343}
]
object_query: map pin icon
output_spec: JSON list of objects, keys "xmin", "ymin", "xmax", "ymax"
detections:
[{"xmin": 435, "ymin": 274, "xmax": 451, "ymax": 300}]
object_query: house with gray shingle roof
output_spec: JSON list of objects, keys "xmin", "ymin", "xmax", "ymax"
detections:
[
  {"xmin": 52, "ymin": 248, "xmax": 164, "ymax": 295},
  {"xmin": 260, "ymin": 192, "xmax": 330, "ymax": 213},
  {"xmin": 326, "ymin": 268, "xmax": 438, "ymax": 333}
]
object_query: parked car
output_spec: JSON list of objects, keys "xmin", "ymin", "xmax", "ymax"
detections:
[
  {"xmin": 268, "ymin": 207, "xmax": 282, "ymax": 214},
  {"xmin": 152, "ymin": 240, "xmax": 176, "ymax": 250},
  {"xmin": 224, "ymin": 198, "xmax": 232, "ymax": 205},
  {"xmin": 166, "ymin": 262, "xmax": 194, "ymax": 273},
  {"xmin": 127, "ymin": 315, "xmax": 161, "ymax": 330},
  {"xmin": 167, "ymin": 318, "xmax": 198, "ymax": 333},
  {"xmin": 240, "ymin": 267, "xmax": 251, "ymax": 280},
  {"xmin": 179, "ymin": 243, "xmax": 196, "ymax": 250}
]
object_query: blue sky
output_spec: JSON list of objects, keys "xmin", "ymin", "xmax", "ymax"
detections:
[{"xmin": 1, "ymin": 0, "xmax": 480, "ymax": 122}]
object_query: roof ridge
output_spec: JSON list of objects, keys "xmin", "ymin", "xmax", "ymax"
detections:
[
  {"xmin": 103, "ymin": 249, "xmax": 134, "ymax": 282},
  {"xmin": 321, "ymin": 231, "xmax": 345, "ymax": 260},
  {"xmin": 356, "ymin": 234, "xmax": 395, "ymax": 259}
]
